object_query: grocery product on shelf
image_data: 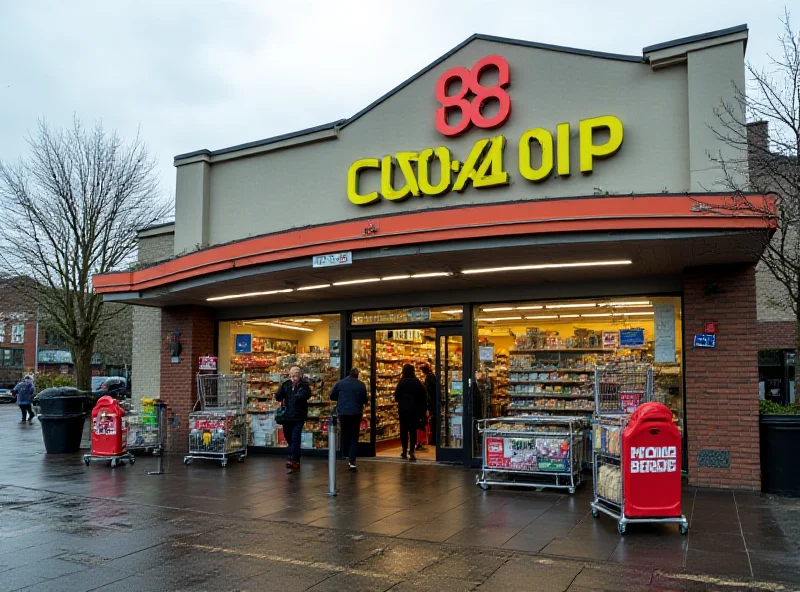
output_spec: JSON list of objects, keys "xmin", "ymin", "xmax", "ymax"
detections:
[{"xmin": 232, "ymin": 346, "xmax": 338, "ymax": 450}]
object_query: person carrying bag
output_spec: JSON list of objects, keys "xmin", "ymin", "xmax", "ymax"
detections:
[{"xmin": 275, "ymin": 366, "xmax": 311, "ymax": 472}]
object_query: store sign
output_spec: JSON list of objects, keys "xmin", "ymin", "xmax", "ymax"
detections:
[
  {"xmin": 694, "ymin": 334, "xmax": 716, "ymax": 348},
  {"xmin": 235, "ymin": 334, "xmax": 252, "ymax": 354},
  {"xmin": 654, "ymin": 304, "xmax": 676, "ymax": 363},
  {"xmin": 479, "ymin": 346, "xmax": 494, "ymax": 361},
  {"xmin": 198, "ymin": 355, "xmax": 218, "ymax": 371},
  {"xmin": 346, "ymin": 54, "xmax": 624, "ymax": 206},
  {"xmin": 630, "ymin": 446, "xmax": 678, "ymax": 474},
  {"xmin": 703, "ymin": 321, "xmax": 717, "ymax": 334},
  {"xmin": 312, "ymin": 251, "xmax": 352, "ymax": 268},
  {"xmin": 619, "ymin": 328, "xmax": 645, "ymax": 349}
]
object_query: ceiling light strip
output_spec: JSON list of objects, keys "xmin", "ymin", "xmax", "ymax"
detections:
[{"xmin": 463, "ymin": 260, "xmax": 632, "ymax": 275}]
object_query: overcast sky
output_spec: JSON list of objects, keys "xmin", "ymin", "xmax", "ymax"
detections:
[{"xmin": 0, "ymin": 0, "xmax": 790, "ymax": 205}]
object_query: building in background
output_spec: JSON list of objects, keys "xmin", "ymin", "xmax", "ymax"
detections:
[{"xmin": 0, "ymin": 276, "xmax": 132, "ymax": 385}]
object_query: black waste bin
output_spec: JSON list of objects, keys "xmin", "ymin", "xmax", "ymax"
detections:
[
  {"xmin": 36, "ymin": 388, "xmax": 89, "ymax": 454},
  {"xmin": 760, "ymin": 414, "xmax": 800, "ymax": 497}
]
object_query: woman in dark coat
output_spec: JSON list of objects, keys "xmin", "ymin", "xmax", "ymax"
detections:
[{"xmin": 394, "ymin": 364, "xmax": 427, "ymax": 461}]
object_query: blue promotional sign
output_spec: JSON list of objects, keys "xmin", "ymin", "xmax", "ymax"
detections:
[
  {"xmin": 619, "ymin": 328, "xmax": 645, "ymax": 348},
  {"xmin": 235, "ymin": 334, "xmax": 253, "ymax": 354},
  {"xmin": 693, "ymin": 334, "xmax": 716, "ymax": 348}
]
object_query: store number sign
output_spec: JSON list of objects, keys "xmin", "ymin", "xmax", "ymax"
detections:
[{"xmin": 347, "ymin": 54, "xmax": 624, "ymax": 206}]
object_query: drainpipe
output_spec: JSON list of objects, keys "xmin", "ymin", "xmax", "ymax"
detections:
[{"xmin": 33, "ymin": 306, "xmax": 39, "ymax": 376}]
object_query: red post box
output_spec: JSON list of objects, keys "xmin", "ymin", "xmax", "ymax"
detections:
[
  {"xmin": 91, "ymin": 396, "xmax": 128, "ymax": 457},
  {"xmin": 622, "ymin": 402, "xmax": 681, "ymax": 518}
]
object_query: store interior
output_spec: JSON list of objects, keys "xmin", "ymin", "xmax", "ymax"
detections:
[
  {"xmin": 219, "ymin": 314, "xmax": 344, "ymax": 451},
  {"xmin": 472, "ymin": 296, "xmax": 685, "ymax": 461}
]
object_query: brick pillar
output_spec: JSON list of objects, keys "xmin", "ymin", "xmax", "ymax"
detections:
[
  {"xmin": 684, "ymin": 265, "xmax": 760, "ymax": 489},
  {"xmin": 160, "ymin": 306, "xmax": 215, "ymax": 452}
]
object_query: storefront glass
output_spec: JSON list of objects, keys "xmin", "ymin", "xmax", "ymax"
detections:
[
  {"xmin": 218, "ymin": 314, "xmax": 342, "ymax": 450},
  {"xmin": 471, "ymin": 296, "xmax": 684, "ymax": 457}
]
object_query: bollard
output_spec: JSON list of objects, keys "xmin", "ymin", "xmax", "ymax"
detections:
[
  {"xmin": 327, "ymin": 413, "xmax": 337, "ymax": 496},
  {"xmin": 148, "ymin": 402, "xmax": 167, "ymax": 476}
]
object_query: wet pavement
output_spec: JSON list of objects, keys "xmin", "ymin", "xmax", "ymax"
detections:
[{"xmin": 1, "ymin": 405, "xmax": 799, "ymax": 591}]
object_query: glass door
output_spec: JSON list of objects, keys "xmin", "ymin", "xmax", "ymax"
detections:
[
  {"xmin": 349, "ymin": 333, "xmax": 375, "ymax": 454},
  {"xmin": 437, "ymin": 328, "xmax": 464, "ymax": 462}
]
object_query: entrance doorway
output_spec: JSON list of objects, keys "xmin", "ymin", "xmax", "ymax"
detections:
[{"xmin": 347, "ymin": 326, "xmax": 464, "ymax": 463}]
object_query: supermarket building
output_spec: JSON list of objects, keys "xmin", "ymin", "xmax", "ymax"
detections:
[{"xmin": 95, "ymin": 25, "xmax": 774, "ymax": 490}]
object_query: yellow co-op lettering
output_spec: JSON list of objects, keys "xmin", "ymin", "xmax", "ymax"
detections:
[{"xmin": 347, "ymin": 115, "xmax": 623, "ymax": 205}]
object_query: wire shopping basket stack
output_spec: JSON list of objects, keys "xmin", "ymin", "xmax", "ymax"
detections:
[
  {"xmin": 184, "ymin": 374, "xmax": 248, "ymax": 467},
  {"xmin": 591, "ymin": 364, "xmax": 687, "ymax": 535}
]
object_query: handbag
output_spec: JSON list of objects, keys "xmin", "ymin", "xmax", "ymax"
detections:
[{"xmin": 275, "ymin": 404, "xmax": 288, "ymax": 425}]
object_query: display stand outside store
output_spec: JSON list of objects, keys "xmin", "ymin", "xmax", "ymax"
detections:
[
  {"xmin": 126, "ymin": 397, "xmax": 162, "ymax": 455},
  {"xmin": 475, "ymin": 416, "xmax": 587, "ymax": 493},
  {"xmin": 590, "ymin": 365, "xmax": 688, "ymax": 535},
  {"xmin": 184, "ymin": 374, "xmax": 248, "ymax": 467}
]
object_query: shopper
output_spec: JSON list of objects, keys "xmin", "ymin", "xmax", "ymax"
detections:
[
  {"xmin": 12, "ymin": 375, "xmax": 35, "ymax": 422},
  {"xmin": 275, "ymin": 366, "xmax": 311, "ymax": 472},
  {"xmin": 329, "ymin": 368, "xmax": 368, "ymax": 472},
  {"xmin": 419, "ymin": 363, "xmax": 437, "ymax": 449},
  {"xmin": 394, "ymin": 364, "xmax": 427, "ymax": 461}
]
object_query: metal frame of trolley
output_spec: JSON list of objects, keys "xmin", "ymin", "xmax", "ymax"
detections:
[
  {"xmin": 476, "ymin": 416, "xmax": 587, "ymax": 493},
  {"xmin": 590, "ymin": 364, "xmax": 688, "ymax": 535},
  {"xmin": 126, "ymin": 398, "xmax": 163, "ymax": 456},
  {"xmin": 184, "ymin": 374, "xmax": 248, "ymax": 467}
]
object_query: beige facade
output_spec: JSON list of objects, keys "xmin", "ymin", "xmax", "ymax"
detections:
[{"xmin": 172, "ymin": 30, "xmax": 747, "ymax": 255}]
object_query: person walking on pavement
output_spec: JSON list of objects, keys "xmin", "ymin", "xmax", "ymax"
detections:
[
  {"xmin": 419, "ymin": 363, "xmax": 437, "ymax": 450},
  {"xmin": 275, "ymin": 366, "xmax": 311, "ymax": 472},
  {"xmin": 12, "ymin": 374, "xmax": 35, "ymax": 422},
  {"xmin": 394, "ymin": 364, "xmax": 427, "ymax": 461},
  {"xmin": 329, "ymin": 368, "xmax": 368, "ymax": 472}
]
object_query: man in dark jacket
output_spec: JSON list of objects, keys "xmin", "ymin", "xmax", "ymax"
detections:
[
  {"xmin": 329, "ymin": 368, "xmax": 368, "ymax": 471},
  {"xmin": 275, "ymin": 366, "xmax": 311, "ymax": 471}
]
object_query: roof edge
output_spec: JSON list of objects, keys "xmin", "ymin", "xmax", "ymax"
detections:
[
  {"xmin": 341, "ymin": 33, "xmax": 642, "ymax": 131},
  {"xmin": 173, "ymin": 120, "xmax": 345, "ymax": 163},
  {"xmin": 643, "ymin": 24, "xmax": 748, "ymax": 54}
]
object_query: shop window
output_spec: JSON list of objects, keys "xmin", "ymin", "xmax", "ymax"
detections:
[
  {"xmin": 351, "ymin": 306, "xmax": 462, "ymax": 326},
  {"xmin": 218, "ymin": 314, "xmax": 342, "ymax": 450},
  {"xmin": 471, "ymin": 296, "xmax": 684, "ymax": 458},
  {"xmin": 10, "ymin": 324, "xmax": 24, "ymax": 344},
  {"xmin": 0, "ymin": 348, "xmax": 24, "ymax": 367}
]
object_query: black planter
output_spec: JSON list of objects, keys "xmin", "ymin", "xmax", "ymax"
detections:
[
  {"xmin": 36, "ymin": 387, "xmax": 86, "ymax": 416},
  {"xmin": 39, "ymin": 413, "xmax": 86, "ymax": 454},
  {"xmin": 760, "ymin": 414, "xmax": 800, "ymax": 496}
]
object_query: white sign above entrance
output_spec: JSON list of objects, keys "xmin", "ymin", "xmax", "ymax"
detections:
[{"xmin": 312, "ymin": 251, "xmax": 352, "ymax": 268}]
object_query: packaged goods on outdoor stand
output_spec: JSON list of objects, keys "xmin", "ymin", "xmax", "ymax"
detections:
[
  {"xmin": 184, "ymin": 374, "xmax": 248, "ymax": 467},
  {"xmin": 126, "ymin": 397, "xmax": 162, "ymax": 454},
  {"xmin": 590, "ymin": 365, "xmax": 688, "ymax": 535},
  {"xmin": 476, "ymin": 416, "xmax": 587, "ymax": 493}
]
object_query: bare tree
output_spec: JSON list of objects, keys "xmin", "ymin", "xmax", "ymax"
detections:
[
  {"xmin": 0, "ymin": 117, "xmax": 171, "ymax": 389},
  {"xmin": 706, "ymin": 12, "xmax": 800, "ymax": 394}
]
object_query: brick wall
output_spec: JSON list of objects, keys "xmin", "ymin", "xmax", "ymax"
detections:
[
  {"xmin": 132, "ymin": 307, "xmax": 161, "ymax": 408},
  {"xmin": 160, "ymin": 306, "xmax": 215, "ymax": 452},
  {"xmin": 684, "ymin": 265, "xmax": 760, "ymax": 489},
  {"xmin": 131, "ymin": 226, "xmax": 174, "ymax": 408},
  {"xmin": 757, "ymin": 321, "xmax": 795, "ymax": 351},
  {"xmin": 138, "ymin": 231, "xmax": 175, "ymax": 265},
  {"xmin": 755, "ymin": 262, "xmax": 793, "ymax": 323}
]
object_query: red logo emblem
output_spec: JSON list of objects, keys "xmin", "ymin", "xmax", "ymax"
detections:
[{"xmin": 435, "ymin": 55, "xmax": 511, "ymax": 137}]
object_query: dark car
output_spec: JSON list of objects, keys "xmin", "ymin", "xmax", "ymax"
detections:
[
  {"xmin": 0, "ymin": 388, "xmax": 15, "ymax": 404},
  {"xmin": 93, "ymin": 377, "xmax": 130, "ymax": 400}
]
